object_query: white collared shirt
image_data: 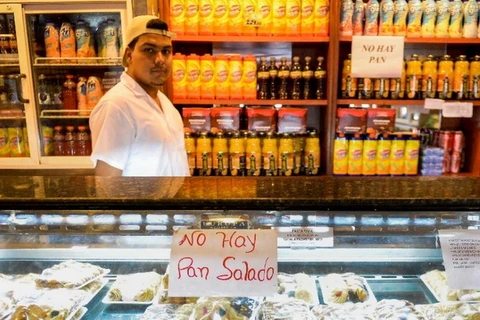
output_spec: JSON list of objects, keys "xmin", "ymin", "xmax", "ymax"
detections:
[{"xmin": 89, "ymin": 72, "xmax": 190, "ymax": 177}]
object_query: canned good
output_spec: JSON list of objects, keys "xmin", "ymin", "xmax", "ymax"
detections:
[
  {"xmin": 5, "ymin": 75, "xmax": 19, "ymax": 104},
  {"xmin": 452, "ymin": 131, "xmax": 464, "ymax": 153},
  {"xmin": 442, "ymin": 152, "xmax": 451, "ymax": 173},
  {"xmin": 438, "ymin": 130, "xmax": 453, "ymax": 153},
  {"xmin": 450, "ymin": 151, "xmax": 461, "ymax": 173}
]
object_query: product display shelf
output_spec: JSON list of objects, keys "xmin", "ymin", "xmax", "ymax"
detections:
[
  {"xmin": 173, "ymin": 35, "xmax": 330, "ymax": 43},
  {"xmin": 339, "ymin": 36, "xmax": 480, "ymax": 44},
  {"xmin": 337, "ymin": 99, "xmax": 480, "ymax": 107},
  {"xmin": 173, "ymin": 98, "xmax": 328, "ymax": 106},
  {"xmin": 39, "ymin": 109, "xmax": 91, "ymax": 119},
  {"xmin": 33, "ymin": 57, "xmax": 122, "ymax": 67}
]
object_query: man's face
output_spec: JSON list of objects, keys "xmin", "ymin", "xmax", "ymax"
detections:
[{"xmin": 125, "ymin": 33, "xmax": 172, "ymax": 91}]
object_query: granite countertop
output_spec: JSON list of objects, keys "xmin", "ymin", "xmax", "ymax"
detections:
[{"xmin": 0, "ymin": 175, "xmax": 479, "ymax": 211}]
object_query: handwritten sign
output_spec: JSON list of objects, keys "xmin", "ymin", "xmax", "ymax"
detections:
[
  {"xmin": 438, "ymin": 229, "xmax": 480, "ymax": 289},
  {"xmin": 424, "ymin": 98, "xmax": 445, "ymax": 110},
  {"xmin": 442, "ymin": 102, "xmax": 473, "ymax": 118},
  {"xmin": 351, "ymin": 36, "xmax": 404, "ymax": 78},
  {"xmin": 276, "ymin": 227, "xmax": 333, "ymax": 248},
  {"xmin": 169, "ymin": 229, "xmax": 277, "ymax": 297}
]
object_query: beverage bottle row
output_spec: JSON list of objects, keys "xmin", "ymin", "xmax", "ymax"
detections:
[
  {"xmin": 258, "ymin": 55, "xmax": 326, "ymax": 100},
  {"xmin": 0, "ymin": 74, "xmax": 24, "ymax": 105},
  {"xmin": 42, "ymin": 124, "xmax": 92, "ymax": 156},
  {"xmin": 0, "ymin": 14, "xmax": 18, "ymax": 55},
  {"xmin": 333, "ymin": 132, "xmax": 420, "ymax": 176},
  {"xmin": 172, "ymin": 53, "xmax": 257, "ymax": 100},
  {"xmin": 340, "ymin": 0, "xmax": 480, "ymax": 38},
  {"xmin": 170, "ymin": 0, "xmax": 329, "ymax": 37},
  {"xmin": 0, "ymin": 121, "xmax": 29, "ymax": 158},
  {"xmin": 185, "ymin": 130, "xmax": 321, "ymax": 176},
  {"xmin": 341, "ymin": 53, "xmax": 480, "ymax": 100},
  {"xmin": 44, "ymin": 18, "xmax": 121, "ymax": 60},
  {"xmin": 37, "ymin": 72, "xmax": 120, "ymax": 112}
]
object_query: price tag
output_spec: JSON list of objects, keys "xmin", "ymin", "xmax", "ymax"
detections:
[
  {"xmin": 169, "ymin": 229, "xmax": 277, "ymax": 297},
  {"xmin": 424, "ymin": 98, "xmax": 445, "ymax": 110},
  {"xmin": 442, "ymin": 102, "xmax": 473, "ymax": 118},
  {"xmin": 276, "ymin": 227, "xmax": 333, "ymax": 248},
  {"xmin": 245, "ymin": 19, "xmax": 261, "ymax": 27},
  {"xmin": 199, "ymin": 214, "xmax": 251, "ymax": 229},
  {"xmin": 438, "ymin": 230, "xmax": 480, "ymax": 289}
]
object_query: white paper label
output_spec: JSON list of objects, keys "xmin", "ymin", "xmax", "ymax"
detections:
[
  {"xmin": 169, "ymin": 229, "xmax": 277, "ymax": 297},
  {"xmin": 351, "ymin": 36, "xmax": 405, "ymax": 78},
  {"xmin": 438, "ymin": 229, "xmax": 480, "ymax": 289},
  {"xmin": 424, "ymin": 98, "xmax": 445, "ymax": 110},
  {"xmin": 442, "ymin": 102, "xmax": 473, "ymax": 118},
  {"xmin": 276, "ymin": 227, "xmax": 333, "ymax": 248}
]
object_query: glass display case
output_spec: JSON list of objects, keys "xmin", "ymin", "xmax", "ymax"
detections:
[{"xmin": 1, "ymin": 175, "xmax": 480, "ymax": 319}]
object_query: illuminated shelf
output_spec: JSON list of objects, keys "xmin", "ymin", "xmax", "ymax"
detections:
[
  {"xmin": 174, "ymin": 35, "xmax": 330, "ymax": 43},
  {"xmin": 40, "ymin": 109, "xmax": 91, "ymax": 119},
  {"xmin": 33, "ymin": 57, "xmax": 122, "ymax": 67},
  {"xmin": 173, "ymin": 99, "xmax": 328, "ymax": 106},
  {"xmin": 337, "ymin": 99, "xmax": 480, "ymax": 106},
  {"xmin": 339, "ymin": 36, "xmax": 480, "ymax": 44}
]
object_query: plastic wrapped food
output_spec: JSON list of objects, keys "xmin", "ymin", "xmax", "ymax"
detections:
[
  {"xmin": 142, "ymin": 303, "xmax": 194, "ymax": 320},
  {"xmin": 277, "ymin": 272, "xmax": 319, "ymax": 305},
  {"xmin": 259, "ymin": 297, "xmax": 316, "ymax": 320},
  {"xmin": 417, "ymin": 302, "xmax": 480, "ymax": 320},
  {"xmin": 321, "ymin": 273, "xmax": 371, "ymax": 304},
  {"xmin": 107, "ymin": 271, "xmax": 162, "ymax": 302},
  {"xmin": 311, "ymin": 303, "xmax": 376, "ymax": 320},
  {"xmin": 35, "ymin": 260, "xmax": 108, "ymax": 289},
  {"xmin": 375, "ymin": 299, "xmax": 427, "ymax": 320},
  {"xmin": 422, "ymin": 269, "xmax": 480, "ymax": 302}
]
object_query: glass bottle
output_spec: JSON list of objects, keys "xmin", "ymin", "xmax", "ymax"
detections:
[
  {"xmin": 278, "ymin": 57, "xmax": 290, "ymax": 99},
  {"xmin": 315, "ymin": 56, "xmax": 326, "ymax": 99},
  {"xmin": 268, "ymin": 57, "xmax": 279, "ymax": 99},
  {"xmin": 257, "ymin": 56, "xmax": 270, "ymax": 100},
  {"xmin": 302, "ymin": 56, "xmax": 314, "ymax": 99},
  {"xmin": 53, "ymin": 125, "xmax": 65, "ymax": 156},
  {"xmin": 290, "ymin": 56, "xmax": 302, "ymax": 99},
  {"xmin": 37, "ymin": 74, "xmax": 52, "ymax": 106}
]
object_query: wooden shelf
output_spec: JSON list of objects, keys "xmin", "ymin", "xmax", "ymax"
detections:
[
  {"xmin": 339, "ymin": 36, "xmax": 480, "ymax": 44},
  {"xmin": 337, "ymin": 99, "xmax": 480, "ymax": 106},
  {"xmin": 174, "ymin": 35, "xmax": 330, "ymax": 43},
  {"xmin": 173, "ymin": 99, "xmax": 328, "ymax": 106}
]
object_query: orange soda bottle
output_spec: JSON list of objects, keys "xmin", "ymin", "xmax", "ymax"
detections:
[
  {"xmin": 333, "ymin": 133, "xmax": 348, "ymax": 175},
  {"xmin": 453, "ymin": 55, "xmax": 469, "ymax": 100},
  {"xmin": 262, "ymin": 132, "xmax": 278, "ymax": 176},
  {"xmin": 437, "ymin": 54, "xmax": 454, "ymax": 99},
  {"xmin": 212, "ymin": 132, "xmax": 229, "ymax": 176},
  {"xmin": 229, "ymin": 131, "xmax": 246, "ymax": 176},
  {"xmin": 59, "ymin": 22, "xmax": 76, "ymax": 59},
  {"xmin": 304, "ymin": 130, "xmax": 320, "ymax": 175},
  {"xmin": 347, "ymin": 133, "xmax": 363, "ymax": 175},
  {"xmin": 389, "ymin": 133, "xmax": 405, "ymax": 175},
  {"xmin": 246, "ymin": 132, "xmax": 262, "ymax": 176},
  {"xmin": 406, "ymin": 54, "xmax": 422, "ymax": 99},
  {"xmin": 278, "ymin": 133, "xmax": 295, "ymax": 176},
  {"xmin": 362, "ymin": 133, "xmax": 377, "ymax": 175},
  {"xmin": 196, "ymin": 131, "xmax": 212, "ymax": 176},
  {"xmin": 469, "ymin": 55, "xmax": 480, "ymax": 99},
  {"xmin": 376, "ymin": 133, "xmax": 391, "ymax": 175},
  {"xmin": 184, "ymin": 132, "xmax": 196, "ymax": 176},
  {"xmin": 421, "ymin": 54, "xmax": 437, "ymax": 99}
]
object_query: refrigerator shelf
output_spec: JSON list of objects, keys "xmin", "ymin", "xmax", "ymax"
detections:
[
  {"xmin": 40, "ymin": 109, "xmax": 91, "ymax": 119},
  {"xmin": 0, "ymin": 54, "xmax": 19, "ymax": 65},
  {"xmin": 34, "ymin": 57, "xmax": 122, "ymax": 67},
  {"xmin": 0, "ymin": 116, "xmax": 25, "ymax": 120}
]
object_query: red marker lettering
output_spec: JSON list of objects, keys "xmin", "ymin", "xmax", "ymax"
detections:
[
  {"xmin": 177, "ymin": 257, "xmax": 210, "ymax": 279},
  {"xmin": 179, "ymin": 230, "xmax": 207, "ymax": 247},
  {"xmin": 216, "ymin": 231, "xmax": 257, "ymax": 253},
  {"xmin": 216, "ymin": 256, "xmax": 275, "ymax": 281}
]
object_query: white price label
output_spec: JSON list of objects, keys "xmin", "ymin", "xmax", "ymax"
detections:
[
  {"xmin": 442, "ymin": 102, "xmax": 473, "ymax": 118},
  {"xmin": 424, "ymin": 98, "xmax": 445, "ymax": 110}
]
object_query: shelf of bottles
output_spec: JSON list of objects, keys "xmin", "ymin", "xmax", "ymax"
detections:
[
  {"xmin": 33, "ymin": 57, "xmax": 122, "ymax": 67},
  {"xmin": 40, "ymin": 109, "xmax": 91, "ymax": 119},
  {"xmin": 174, "ymin": 99, "xmax": 328, "ymax": 106},
  {"xmin": 339, "ymin": 36, "xmax": 480, "ymax": 44},
  {"xmin": 174, "ymin": 35, "xmax": 330, "ymax": 43},
  {"xmin": 337, "ymin": 99, "xmax": 480, "ymax": 106}
]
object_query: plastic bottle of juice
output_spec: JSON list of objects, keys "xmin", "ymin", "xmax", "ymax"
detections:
[
  {"xmin": 448, "ymin": 0, "xmax": 463, "ymax": 38},
  {"xmin": 64, "ymin": 125, "xmax": 76, "ymax": 156},
  {"xmin": 333, "ymin": 133, "xmax": 348, "ymax": 175},
  {"xmin": 286, "ymin": 0, "xmax": 301, "ymax": 35},
  {"xmin": 341, "ymin": 54, "xmax": 357, "ymax": 98},
  {"xmin": 390, "ymin": 60, "xmax": 405, "ymax": 99},
  {"xmin": 379, "ymin": 0, "xmax": 394, "ymax": 35},
  {"xmin": 243, "ymin": 0, "xmax": 257, "ymax": 36},
  {"xmin": 243, "ymin": 55, "xmax": 257, "ymax": 100},
  {"xmin": 8, "ymin": 124, "xmax": 25, "ymax": 157},
  {"xmin": 340, "ymin": 0, "xmax": 354, "ymax": 36},
  {"xmin": 172, "ymin": 53, "xmax": 187, "ymax": 99},
  {"xmin": 184, "ymin": 132, "xmax": 196, "ymax": 176},
  {"xmin": 406, "ymin": 54, "xmax": 422, "ymax": 99},
  {"xmin": 421, "ymin": 54, "xmax": 437, "ymax": 99},
  {"xmin": 103, "ymin": 19, "xmax": 119, "ymax": 58},
  {"xmin": 0, "ymin": 122, "xmax": 9, "ymax": 157},
  {"xmin": 434, "ymin": 0, "xmax": 450, "ymax": 37},
  {"xmin": 200, "ymin": 54, "xmax": 215, "ymax": 99},
  {"xmin": 293, "ymin": 134, "xmax": 304, "ymax": 175},
  {"xmin": 463, "ymin": 0, "xmax": 479, "ymax": 38},
  {"xmin": 258, "ymin": 57, "xmax": 270, "ymax": 99},
  {"xmin": 278, "ymin": 133, "xmax": 295, "ymax": 176},
  {"xmin": 453, "ymin": 55, "xmax": 469, "ymax": 100},
  {"xmin": 404, "ymin": 133, "xmax": 420, "ymax": 175},
  {"xmin": 229, "ymin": 55, "xmax": 243, "ymax": 99},
  {"xmin": 186, "ymin": 54, "xmax": 201, "ymax": 99},
  {"xmin": 53, "ymin": 126, "xmax": 65, "ymax": 156},
  {"xmin": 229, "ymin": 131, "xmax": 246, "ymax": 176},
  {"xmin": 76, "ymin": 76, "xmax": 88, "ymax": 115},
  {"xmin": 185, "ymin": 0, "xmax": 200, "ymax": 35},
  {"xmin": 86, "ymin": 76, "xmax": 103, "ymax": 110},
  {"xmin": 170, "ymin": 0, "xmax": 186, "ymax": 35},
  {"xmin": 290, "ymin": 56, "xmax": 302, "ymax": 100},
  {"xmin": 390, "ymin": 133, "xmax": 405, "ymax": 175},
  {"xmin": 303, "ymin": 56, "xmax": 314, "ymax": 99},
  {"xmin": 246, "ymin": 132, "xmax": 262, "ymax": 176},
  {"xmin": 62, "ymin": 75, "xmax": 77, "ymax": 110},
  {"xmin": 196, "ymin": 131, "xmax": 212, "ymax": 176},
  {"xmin": 376, "ymin": 133, "xmax": 391, "ymax": 175},
  {"xmin": 268, "ymin": 57, "xmax": 279, "ymax": 99},
  {"xmin": 469, "ymin": 55, "xmax": 480, "ymax": 99},
  {"xmin": 393, "ymin": 0, "xmax": 408, "ymax": 35},
  {"xmin": 258, "ymin": 0, "xmax": 273, "ymax": 36},
  {"xmin": 304, "ymin": 130, "xmax": 320, "ymax": 175},
  {"xmin": 262, "ymin": 132, "xmax": 278, "ymax": 176},
  {"xmin": 352, "ymin": 0, "xmax": 365, "ymax": 36},
  {"xmin": 278, "ymin": 57, "xmax": 290, "ymax": 99},
  {"xmin": 314, "ymin": 0, "xmax": 330, "ymax": 36},
  {"xmin": 215, "ymin": 54, "xmax": 230, "ymax": 99},
  {"xmin": 315, "ymin": 56, "xmax": 327, "ymax": 99},
  {"xmin": 228, "ymin": 0, "xmax": 243, "ymax": 35},
  {"xmin": 301, "ymin": 0, "xmax": 315, "ymax": 36},
  {"xmin": 199, "ymin": 0, "xmax": 214, "ymax": 35},
  {"xmin": 272, "ymin": 0, "xmax": 287, "ymax": 36},
  {"xmin": 75, "ymin": 20, "xmax": 91, "ymax": 61},
  {"xmin": 421, "ymin": 0, "xmax": 437, "ymax": 37},
  {"xmin": 212, "ymin": 132, "xmax": 229, "ymax": 176},
  {"xmin": 59, "ymin": 22, "xmax": 76, "ymax": 58},
  {"xmin": 44, "ymin": 21, "xmax": 60, "ymax": 58},
  {"xmin": 362, "ymin": 133, "xmax": 377, "ymax": 175},
  {"xmin": 41, "ymin": 125, "xmax": 53, "ymax": 156},
  {"xmin": 437, "ymin": 54, "xmax": 454, "ymax": 99},
  {"xmin": 364, "ymin": 0, "xmax": 380, "ymax": 35},
  {"xmin": 76, "ymin": 125, "xmax": 92, "ymax": 156},
  {"xmin": 96, "ymin": 21, "xmax": 107, "ymax": 58},
  {"xmin": 213, "ymin": 0, "xmax": 228, "ymax": 35},
  {"xmin": 406, "ymin": 0, "xmax": 422, "ymax": 37},
  {"xmin": 347, "ymin": 133, "xmax": 363, "ymax": 175}
]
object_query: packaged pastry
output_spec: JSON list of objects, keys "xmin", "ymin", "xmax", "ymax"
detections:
[
  {"xmin": 158, "ymin": 269, "xmax": 199, "ymax": 305},
  {"xmin": 142, "ymin": 303, "xmax": 194, "ymax": 320},
  {"xmin": 320, "ymin": 273, "xmax": 372, "ymax": 304},
  {"xmin": 375, "ymin": 299, "xmax": 427, "ymax": 320},
  {"xmin": 311, "ymin": 303, "xmax": 376, "ymax": 320},
  {"xmin": 421, "ymin": 269, "xmax": 480, "ymax": 302},
  {"xmin": 277, "ymin": 272, "xmax": 319, "ymax": 305},
  {"xmin": 10, "ymin": 288, "xmax": 86, "ymax": 320},
  {"xmin": 190, "ymin": 297, "xmax": 260, "ymax": 320},
  {"xmin": 106, "ymin": 271, "xmax": 162, "ymax": 303},
  {"xmin": 417, "ymin": 302, "xmax": 480, "ymax": 320},
  {"xmin": 0, "ymin": 295, "xmax": 14, "ymax": 320},
  {"xmin": 35, "ymin": 260, "xmax": 108, "ymax": 289},
  {"xmin": 259, "ymin": 297, "xmax": 316, "ymax": 320}
]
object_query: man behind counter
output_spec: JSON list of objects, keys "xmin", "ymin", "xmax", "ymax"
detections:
[{"xmin": 89, "ymin": 15, "xmax": 189, "ymax": 177}]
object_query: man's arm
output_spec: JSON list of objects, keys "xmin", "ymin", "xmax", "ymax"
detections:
[{"xmin": 95, "ymin": 160, "xmax": 123, "ymax": 176}]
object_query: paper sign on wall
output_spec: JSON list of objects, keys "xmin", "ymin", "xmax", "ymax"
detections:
[
  {"xmin": 351, "ymin": 36, "xmax": 405, "ymax": 78},
  {"xmin": 442, "ymin": 102, "xmax": 473, "ymax": 118},
  {"xmin": 169, "ymin": 229, "xmax": 277, "ymax": 297},
  {"xmin": 424, "ymin": 98, "xmax": 445, "ymax": 110},
  {"xmin": 438, "ymin": 229, "xmax": 480, "ymax": 289}
]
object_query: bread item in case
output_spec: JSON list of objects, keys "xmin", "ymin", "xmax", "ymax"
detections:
[
  {"xmin": 35, "ymin": 260, "xmax": 108, "ymax": 289},
  {"xmin": 158, "ymin": 270, "xmax": 199, "ymax": 304},
  {"xmin": 311, "ymin": 303, "xmax": 376, "ymax": 319},
  {"xmin": 321, "ymin": 273, "xmax": 371, "ymax": 304},
  {"xmin": 190, "ymin": 297, "xmax": 260, "ymax": 320},
  {"xmin": 417, "ymin": 302, "xmax": 480, "ymax": 320},
  {"xmin": 0, "ymin": 295, "xmax": 14, "ymax": 320},
  {"xmin": 259, "ymin": 297, "xmax": 315, "ymax": 320},
  {"xmin": 277, "ymin": 272, "xmax": 319, "ymax": 305},
  {"xmin": 375, "ymin": 299, "xmax": 427, "ymax": 319},
  {"xmin": 421, "ymin": 269, "xmax": 480, "ymax": 302},
  {"xmin": 142, "ymin": 303, "xmax": 195, "ymax": 320},
  {"xmin": 107, "ymin": 271, "xmax": 162, "ymax": 302}
]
